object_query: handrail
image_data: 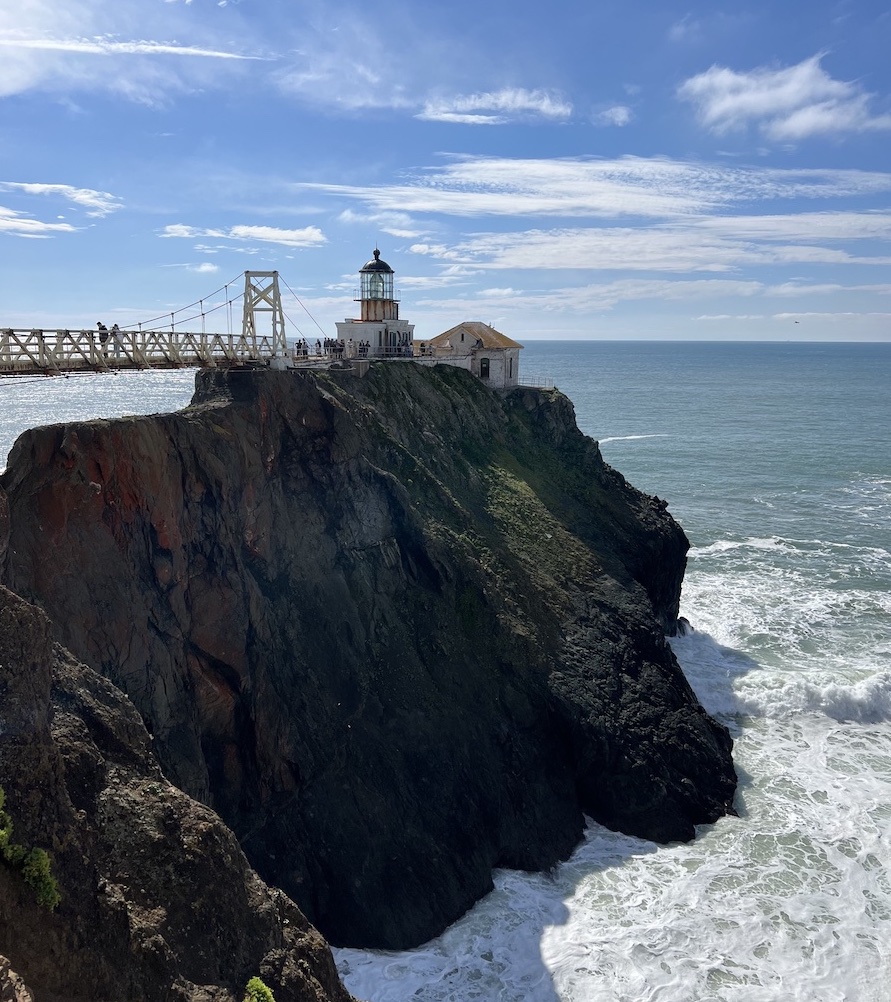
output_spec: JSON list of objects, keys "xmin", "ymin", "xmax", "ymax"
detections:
[{"xmin": 0, "ymin": 327, "xmax": 285, "ymax": 376}]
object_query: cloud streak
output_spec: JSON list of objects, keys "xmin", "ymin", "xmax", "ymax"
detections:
[
  {"xmin": 161, "ymin": 222, "xmax": 326, "ymax": 248},
  {"xmin": 0, "ymin": 181, "xmax": 123, "ymax": 217},
  {"xmin": 0, "ymin": 206, "xmax": 78, "ymax": 238},
  {"xmin": 417, "ymin": 88, "xmax": 571, "ymax": 125},
  {"xmin": 300, "ymin": 155, "xmax": 891, "ymax": 220},
  {"xmin": 0, "ymin": 36, "xmax": 263, "ymax": 60},
  {"xmin": 410, "ymin": 225, "xmax": 891, "ymax": 274}
]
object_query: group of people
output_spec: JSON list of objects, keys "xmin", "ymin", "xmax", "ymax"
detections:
[
  {"xmin": 96, "ymin": 321, "xmax": 123, "ymax": 357},
  {"xmin": 292, "ymin": 338, "xmax": 374, "ymax": 360}
]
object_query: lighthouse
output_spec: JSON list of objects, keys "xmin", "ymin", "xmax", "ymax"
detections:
[{"xmin": 336, "ymin": 249, "xmax": 415, "ymax": 357}]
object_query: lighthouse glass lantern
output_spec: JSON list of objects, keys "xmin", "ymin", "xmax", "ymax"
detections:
[{"xmin": 359, "ymin": 248, "xmax": 398, "ymax": 322}]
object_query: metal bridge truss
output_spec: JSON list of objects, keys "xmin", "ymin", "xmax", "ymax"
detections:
[
  {"xmin": 0, "ymin": 271, "xmax": 290, "ymax": 377},
  {"xmin": 0, "ymin": 327, "xmax": 285, "ymax": 376}
]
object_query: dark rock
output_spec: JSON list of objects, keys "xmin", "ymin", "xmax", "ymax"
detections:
[
  {"xmin": 1, "ymin": 362, "xmax": 737, "ymax": 949},
  {"xmin": 0, "ymin": 486, "xmax": 9, "ymax": 564},
  {"xmin": 0, "ymin": 586, "xmax": 353, "ymax": 1002}
]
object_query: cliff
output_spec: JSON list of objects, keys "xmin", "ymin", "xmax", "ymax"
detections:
[
  {"xmin": 0, "ymin": 581, "xmax": 353, "ymax": 1002},
  {"xmin": 1, "ymin": 362, "xmax": 737, "ymax": 949}
]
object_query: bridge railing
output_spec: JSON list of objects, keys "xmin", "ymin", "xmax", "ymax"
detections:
[{"xmin": 0, "ymin": 328, "xmax": 284, "ymax": 375}]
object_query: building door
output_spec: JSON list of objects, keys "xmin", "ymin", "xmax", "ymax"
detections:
[{"xmin": 480, "ymin": 357, "xmax": 490, "ymax": 379}]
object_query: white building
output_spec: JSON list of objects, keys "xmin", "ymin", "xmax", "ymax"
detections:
[
  {"xmin": 420, "ymin": 322, "xmax": 523, "ymax": 389},
  {"xmin": 335, "ymin": 249, "xmax": 414, "ymax": 357}
]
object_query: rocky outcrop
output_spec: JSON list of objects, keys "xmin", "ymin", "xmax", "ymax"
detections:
[
  {"xmin": 0, "ymin": 584, "xmax": 353, "ymax": 1002},
  {"xmin": 1, "ymin": 362, "xmax": 737, "ymax": 949}
]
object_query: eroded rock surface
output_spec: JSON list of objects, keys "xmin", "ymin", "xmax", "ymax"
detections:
[
  {"xmin": 1, "ymin": 363, "xmax": 737, "ymax": 948},
  {"xmin": 0, "ymin": 585, "xmax": 352, "ymax": 1002}
]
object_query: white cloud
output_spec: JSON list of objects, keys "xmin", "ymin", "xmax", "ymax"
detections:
[
  {"xmin": 694, "ymin": 210, "xmax": 891, "ymax": 241},
  {"xmin": 416, "ymin": 277, "xmax": 765, "ymax": 315},
  {"xmin": 0, "ymin": 205, "xmax": 78, "ymax": 238},
  {"xmin": 592, "ymin": 105, "xmax": 632, "ymax": 127},
  {"xmin": 0, "ymin": 0, "xmax": 264, "ymax": 100},
  {"xmin": 417, "ymin": 88, "xmax": 571, "ymax": 125},
  {"xmin": 696, "ymin": 314, "xmax": 766, "ymax": 321},
  {"xmin": 0, "ymin": 37, "xmax": 261, "ymax": 60},
  {"xmin": 765, "ymin": 281, "xmax": 891, "ymax": 297},
  {"xmin": 678, "ymin": 54, "xmax": 891, "ymax": 140},
  {"xmin": 338, "ymin": 208, "xmax": 427, "ymax": 239},
  {"xmin": 161, "ymin": 222, "xmax": 326, "ymax": 248},
  {"xmin": 0, "ymin": 181, "xmax": 122, "ymax": 216},
  {"xmin": 301, "ymin": 155, "xmax": 891, "ymax": 221},
  {"xmin": 410, "ymin": 221, "xmax": 891, "ymax": 274}
]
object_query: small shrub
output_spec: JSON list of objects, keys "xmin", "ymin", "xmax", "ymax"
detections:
[
  {"xmin": 22, "ymin": 848, "xmax": 61, "ymax": 910},
  {"xmin": 243, "ymin": 976, "xmax": 275, "ymax": 1002},
  {"xmin": 0, "ymin": 785, "xmax": 61, "ymax": 910}
]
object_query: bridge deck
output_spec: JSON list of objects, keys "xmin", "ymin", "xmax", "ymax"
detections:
[{"xmin": 0, "ymin": 328, "xmax": 284, "ymax": 376}]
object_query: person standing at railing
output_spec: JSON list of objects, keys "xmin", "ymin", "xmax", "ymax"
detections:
[{"xmin": 111, "ymin": 324, "xmax": 122, "ymax": 359}]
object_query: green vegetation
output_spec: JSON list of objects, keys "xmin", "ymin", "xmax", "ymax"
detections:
[
  {"xmin": 243, "ymin": 976, "xmax": 275, "ymax": 1002},
  {"xmin": 0, "ymin": 785, "xmax": 61, "ymax": 911}
]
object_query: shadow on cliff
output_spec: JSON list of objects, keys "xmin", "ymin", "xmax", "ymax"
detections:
[
  {"xmin": 0, "ymin": 363, "xmax": 739, "ymax": 953},
  {"xmin": 335, "ymin": 824, "xmax": 672, "ymax": 1002}
]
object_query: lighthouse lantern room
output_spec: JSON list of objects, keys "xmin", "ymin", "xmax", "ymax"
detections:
[{"xmin": 336, "ymin": 248, "xmax": 414, "ymax": 356}]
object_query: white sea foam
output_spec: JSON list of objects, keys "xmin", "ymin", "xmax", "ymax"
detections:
[{"xmin": 596, "ymin": 433, "xmax": 670, "ymax": 444}]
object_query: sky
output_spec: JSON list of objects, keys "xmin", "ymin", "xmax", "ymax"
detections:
[{"xmin": 1, "ymin": 0, "xmax": 890, "ymax": 342}]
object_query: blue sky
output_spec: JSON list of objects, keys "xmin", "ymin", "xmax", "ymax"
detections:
[{"xmin": 1, "ymin": 0, "xmax": 890, "ymax": 341}]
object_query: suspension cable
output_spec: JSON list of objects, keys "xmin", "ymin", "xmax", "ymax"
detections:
[
  {"xmin": 280, "ymin": 276, "xmax": 327, "ymax": 337},
  {"xmin": 127, "ymin": 272, "xmax": 244, "ymax": 331}
]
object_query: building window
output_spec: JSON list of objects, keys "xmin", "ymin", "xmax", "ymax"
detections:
[
  {"xmin": 480, "ymin": 357, "xmax": 490, "ymax": 379},
  {"xmin": 509, "ymin": 356, "xmax": 513, "ymax": 379}
]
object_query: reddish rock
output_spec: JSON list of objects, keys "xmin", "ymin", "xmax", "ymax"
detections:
[
  {"xmin": 1, "ymin": 363, "xmax": 736, "ymax": 949},
  {"xmin": 0, "ymin": 586, "xmax": 353, "ymax": 1002}
]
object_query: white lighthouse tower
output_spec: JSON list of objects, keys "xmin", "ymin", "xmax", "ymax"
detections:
[{"xmin": 336, "ymin": 248, "xmax": 415, "ymax": 357}]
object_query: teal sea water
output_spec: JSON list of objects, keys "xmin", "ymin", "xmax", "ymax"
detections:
[{"xmin": 2, "ymin": 342, "xmax": 889, "ymax": 1000}]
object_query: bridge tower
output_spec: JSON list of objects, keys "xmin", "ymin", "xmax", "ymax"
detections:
[{"xmin": 242, "ymin": 271, "xmax": 288, "ymax": 357}]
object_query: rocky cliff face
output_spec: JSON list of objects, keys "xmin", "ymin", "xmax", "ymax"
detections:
[
  {"xmin": 0, "ymin": 580, "xmax": 352, "ymax": 1002},
  {"xmin": 1, "ymin": 362, "xmax": 737, "ymax": 949}
]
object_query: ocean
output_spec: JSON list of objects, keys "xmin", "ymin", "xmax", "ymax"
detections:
[{"xmin": 2, "ymin": 341, "xmax": 889, "ymax": 1001}]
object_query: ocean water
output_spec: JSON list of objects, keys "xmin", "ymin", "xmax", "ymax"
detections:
[{"xmin": 2, "ymin": 343, "xmax": 889, "ymax": 1000}]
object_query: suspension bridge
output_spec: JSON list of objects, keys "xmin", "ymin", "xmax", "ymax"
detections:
[{"xmin": 0, "ymin": 271, "xmax": 315, "ymax": 378}]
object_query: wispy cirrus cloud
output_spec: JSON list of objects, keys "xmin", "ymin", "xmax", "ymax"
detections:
[
  {"xmin": 163, "ymin": 260, "xmax": 221, "ymax": 273},
  {"xmin": 417, "ymin": 88, "xmax": 571, "ymax": 125},
  {"xmin": 300, "ymin": 155, "xmax": 891, "ymax": 221},
  {"xmin": 415, "ymin": 277, "xmax": 765, "ymax": 315},
  {"xmin": 0, "ymin": 0, "xmax": 266, "ymax": 100},
  {"xmin": 410, "ymin": 225, "xmax": 891, "ymax": 274},
  {"xmin": 678, "ymin": 54, "xmax": 891, "ymax": 140},
  {"xmin": 161, "ymin": 222, "xmax": 326, "ymax": 248},
  {"xmin": 0, "ymin": 205, "xmax": 78, "ymax": 238},
  {"xmin": 337, "ymin": 208, "xmax": 427, "ymax": 239},
  {"xmin": 0, "ymin": 36, "xmax": 263, "ymax": 60},
  {"xmin": 0, "ymin": 181, "xmax": 123, "ymax": 217},
  {"xmin": 0, "ymin": 180, "xmax": 122, "ymax": 238}
]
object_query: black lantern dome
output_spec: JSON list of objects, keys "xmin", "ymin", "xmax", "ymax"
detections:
[
  {"xmin": 358, "ymin": 248, "xmax": 396, "ymax": 309},
  {"xmin": 360, "ymin": 248, "xmax": 393, "ymax": 274}
]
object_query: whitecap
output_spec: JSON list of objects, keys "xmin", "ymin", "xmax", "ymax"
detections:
[
  {"xmin": 597, "ymin": 433, "xmax": 670, "ymax": 444},
  {"xmin": 735, "ymin": 671, "xmax": 891, "ymax": 724}
]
